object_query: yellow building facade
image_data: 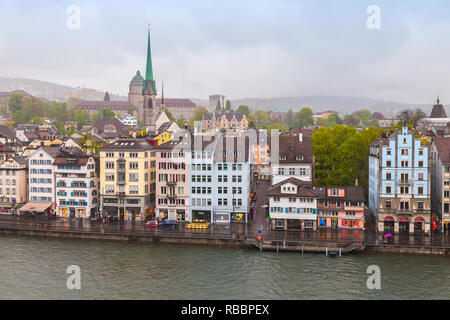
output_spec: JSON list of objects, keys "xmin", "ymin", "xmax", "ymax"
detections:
[{"xmin": 99, "ymin": 139, "xmax": 156, "ymax": 221}]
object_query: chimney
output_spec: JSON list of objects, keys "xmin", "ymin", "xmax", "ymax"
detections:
[
  {"xmin": 299, "ymin": 133, "xmax": 303, "ymax": 142},
  {"xmin": 355, "ymin": 178, "xmax": 359, "ymax": 186}
]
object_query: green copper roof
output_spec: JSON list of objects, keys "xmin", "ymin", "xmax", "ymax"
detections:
[{"xmin": 145, "ymin": 28, "xmax": 154, "ymax": 81}]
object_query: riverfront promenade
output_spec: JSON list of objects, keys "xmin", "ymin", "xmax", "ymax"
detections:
[{"xmin": 0, "ymin": 215, "xmax": 449, "ymax": 254}]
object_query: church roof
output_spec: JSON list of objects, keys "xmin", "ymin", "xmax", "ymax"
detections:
[
  {"xmin": 430, "ymin": 98, "xmax": 448, "ymax": 118},
  {"xmin": 131, "ymin": 70, "xmax": 144, "ymax": 84}
]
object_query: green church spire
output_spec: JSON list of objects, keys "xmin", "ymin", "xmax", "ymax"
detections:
[{"xmin": 145, "ymin": 25, "xmax": 154, "ymax": 81}]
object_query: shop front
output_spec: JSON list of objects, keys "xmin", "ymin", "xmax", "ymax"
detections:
[
  {"xmin": 176, "ymin": 209, "xmax": 186, "ymax": 222},
  {"xmin": 193, "ymin": 210, "xmax": 212, "ymax": 223},
  {"xmin": 384, "ymin": 216, "xmax": 395, "ymax": 233},
  {"xmin": 231, "ymin": 212, "xmax": 246, "ymax": 223},
  {"xmin": 213, "ymin": 211, "xmax": 229, "ymax": 223},
  {"xmin": 341, "ymin": 219, "xmax": 362, "ymax": 229},
  {"xmin": 399, "ymin": 218, "xmax": 410, "ymax": 233},
  {"xmin": 158, "ymin": 209, "xmax": 169, "ymax": 220},
  {"xmin": 414, "ymin": 217, "xmax": 424, "ymax": 232}
]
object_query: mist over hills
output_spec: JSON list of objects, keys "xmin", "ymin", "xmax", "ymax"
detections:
[
  {"xmin": 1, "ymin": 77, "xmax": 443, "ymax": 117},
  {"xmin": 0, "ymin": 77, "xmax": 127, "ymax": 102}
]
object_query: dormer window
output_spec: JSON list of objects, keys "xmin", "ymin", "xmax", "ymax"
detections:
[
  {"xmin": 296, "ymin": 155, "xmax": 303, "ymax": 161},
  {"xmin": 280, "ymin": 155, "xmax": 287, "ymax": 160}
]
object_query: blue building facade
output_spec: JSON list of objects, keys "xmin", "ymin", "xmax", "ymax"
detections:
[{"xmin": 369, "ymin": 127, "xmax": 431, "ymax": 233}]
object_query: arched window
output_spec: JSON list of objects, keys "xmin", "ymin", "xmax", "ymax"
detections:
[{"xmin": 148, "ymin": 99, "xmax": 153, "ymax": 109}]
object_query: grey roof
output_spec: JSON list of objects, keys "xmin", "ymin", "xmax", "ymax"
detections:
[
  {"xmin": 203, "ymin": 112, "xmax": 245, "ymax": 122},
  {"xmin": 99, "ymin": 139, "xmax": 154, "ymax": 151},
  {"xmin": 430, "ymin": 99, "xmax": 448, "ymax": 118},
  {"xmin": 433, "ymin": 137, "xmax": 450, "ymax": 164}
]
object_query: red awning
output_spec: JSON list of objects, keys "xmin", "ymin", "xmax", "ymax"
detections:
[
  {"xmin": 399, "ymin": 218, "xmax": 409, "ymax": 222},
  {"xmin": 415, "ymin": 218, "xmax": 424, "ymax": 222},
  {"xmin": 384, "ymin": 217, "xmax": 394, "ymax": 221}
]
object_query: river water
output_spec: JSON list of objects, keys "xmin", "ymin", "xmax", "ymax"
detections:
[{"xmin": 0, "ymin": 235, "xmax": 448, "ymax": 300}]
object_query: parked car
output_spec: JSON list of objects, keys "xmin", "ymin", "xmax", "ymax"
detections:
[
  {"xmin": 160, "ymin": 220, "xmax": 178, "ymax": 228},
  {"xmin": 145, "ymin": 220, "xmax": 160, "ymax": 228}
]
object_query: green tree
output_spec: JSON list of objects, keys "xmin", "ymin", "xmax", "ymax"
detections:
[
  {"xmin": 53, "ymin": 120, "xmax": 65, "ymax": 133},
  {"xmin": 225, "ymin": 100, "xmax": 232, "ymax": 111},
  {"xmin": 98, "ymin": 108, "xmax": 116, "ymax": 120},
  {"xmin": 164, "ymin": 108, "xmax": 176, "ymax": 121},
  {"xmin": 29, "ymin": 116, "xmax": 45, "ymax": 125},
  {"xmin": 176, "ymin": 116, "xmax": 186, "ymax": 128},
  {"xmin": 296, "ymin": 107, "xmax": 314, "ymax": 128},
  {"xmin": 8, "ymin": 92, "xmax": 24, "ymax": 113},
  {"xmin": 215, "ymin": 100, "xmax": 222, "ymax": 113},
  {"xmin": 236, "ymin": 105, "xmax": 250, "ymax": 117},
  {"xmin": 188, "ymin": 107, "xmax": 210, "ymax": 128}
]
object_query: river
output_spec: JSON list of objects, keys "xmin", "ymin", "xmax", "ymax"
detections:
[{"xmin": 0, "ymin": 235, "xmax": 448, "ymax": 299}]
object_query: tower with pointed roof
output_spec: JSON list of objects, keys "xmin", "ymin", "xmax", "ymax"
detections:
[
  {"xmin": 128, "ymin": 70, "xmax": 144, "ymax": 120},
  {"xmin": 142, "ymin": 25, "xmax": 160, "ymax": 130}
]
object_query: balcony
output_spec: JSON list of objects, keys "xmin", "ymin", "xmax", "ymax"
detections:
[
  {"xmin": 118, "ymin": 192, "xmax": 126, "ymax": 197},
  {"xmin": 167, "ymin": 194, "xmax": 177, "ymax": 199},
  {"xmin": 167, "ymin": 180, "xmax": 177, "ymax": 186},
  {"xmin": 398, "ymin": 179, "xmax": 411, "ymax": 185}
]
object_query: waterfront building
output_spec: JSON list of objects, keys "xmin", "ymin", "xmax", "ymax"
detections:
[
  {"xmin": 27, "ymin": 146, "xmax": 60, "ymax": 203},
  {"xmin": 271, "ymin": 133, "xmax": 313, "ymax": 185},
  {"xmin": 317, "ymin": 186, "xmax": 365, "ymax": 230},
  {"xmin": 155, "ymin": 139, "xmax": 190, "ymax": 221},
  {"xmin": 202, "ymin": 112, "xmax": 248, "ymax": 131},
  {"xmin": 54, "ymin": 148, "xmax": 99, "ymax": 219},
  {"xmin": 369, "ymin": 127, "xmax": 431, "ymax": 234},
  {"xmin": 212, "ymin": 136, "xmax": 250, "ymax": 223},
  {"xmin": 189, "ymin": 136, "xmax": 216, "ymax": 223},
  {"xmin": 430, "ymin": 137, "xmax": 450, "ymax": 233},
  {"xmin": 267, "ymin": 178, "xmax": 319, "ymax": 230},
  {"xmin": 0, "ymin": 156, "xmax": 28, "ymax": 214},
  {"xmin": 99, "ymin": 139, "xmax": 156, "ymax": 221}
]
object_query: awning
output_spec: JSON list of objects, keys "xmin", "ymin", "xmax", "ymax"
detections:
[
  {"xmin": 399, "ymin": 218, "xmax": 410, "ymax": 222},
  {"xmin": 19, "ymin": 202, "xmax": 53, "ymax": 213},
  {"xmin": 415, "ymin": 218, "xmax": 424, "ymax": 222},
  {"xmin": 384, "ymin": 217, "xmax": 394, "ymax": 221}
]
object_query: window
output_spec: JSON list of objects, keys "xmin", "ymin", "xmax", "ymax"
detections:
[
  {"xmin": 385, "ymin": 200, "xmax": 391, "ymax": 209},
  {"xmin": 129, "ymin": 173, "xmax": 138, "ymax": 182},
  {"xmin": 401, "ymin": 160, "xmax": 409, "ymax": 168},
  {"xmin": 386, "ymin": 160, "xmax": 392, "ymax": 167},
  {"xmin": 105, "ymin": 173, "xmax": 115, "ymax": 181},
  {"xmin": 418, "ymin": 186, "xmax": 424, "ymax": 195},
  {"xmin": 105, "ymin": 162, "xmax": 114, "ymax": 169},
  {"xmin": 386, "ymin": 185, "xmax": 392, "ymax": 194},
  {"xmin": 418, "ymin": 161, "xmax": 424, "ymax": 168},
  {"xmin": 401, "ymin": 148, "xmax": 409, "ymax": 156},
  {"xmin": 400, "ymin": 186, "xmax": 409, "ymax": 194},
  {"xmin": 129, "ymin": 162, "xmax": 138, "ymax": 169},
  {"xmin": 129, "ymin": 185, "xmax": 138, "ymax": 194},
  {"xmin": 386, "ymin": 148, "xmax": 391, "ymax": 155},
  {"xmin": 418, "ymin": 173, "xmax": 424, "ymax": 181},
  {"xmin": 400, "ymin": 201, "xmax": 409, "ymax": 210},
  {"xmin": 418, "ymin": 148, "xmax": 424, "ymax": 156},
  {"xmin": 417, "ymin": 201, "xmax": 424, "ymax": 210},
  {"xmin": 386, "ymin": 172, "xmax": 392, "ymax": 180}
]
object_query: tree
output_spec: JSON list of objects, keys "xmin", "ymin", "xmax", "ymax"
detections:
[
  {"xmin": 99, "ymin": 108, "xmax": 116, "ymax": 120},
  {"xmin": 237, "ymin": 105, "xmax": 250, "ymax": 117},
  {"xmin": 225, "ymin": 100, "xmax": 232, "ymax": 111},
  {"xmin": 343, "ymin": 115, "xmax": 359, "ymax": 126},
  {"xmin": 176, "ymin": 116, "xmax": 186, "ymax": 128},
  {"xmin": 53, "ymin": 120, "xmax": 65, "ymax": 133},
  {"xmin": 286, "ymin": 109, "xmax": 295, "ymax": 128},
  {"xmin": 397, "ymin": 108, "xmax": 427, "ymax": 128},
  {"xmin": 267, "ymin": 123, "xmax": 289, "ymax": 134},
  {"xmin": 29, "ymin": 116, "xmax": 45, "ymax": 125},
  {"xmin": 312, "ymin": 125, "xmax": 383, "ymax": 191},
  {"xmin": 251, "ymin": 110, "xmax": 270, "ymax": 124},
  {"xmin": 66, "ymin": 97, "xmax": 83, "ymax": 109},
  {"xmin": 8, "ymin": 92, "xmax": 24, "ymax": 114},
  {"xmin": 164, "ymin": 108, "xmax": 176, "ymax": 121},
  {"xmin": 22, "ymin": 97, "xmax": 46, "ymax": 122},
  {"xmin": 188, "ymin": 107, "xmax": 210, "ymax": 128},
  {"xmin": 296, "ymin": 107, "xmax": 314, "ymax": 128},
  {"xmin": 215, "ymin": 100, "xmax": 222, "ymax": 113}
]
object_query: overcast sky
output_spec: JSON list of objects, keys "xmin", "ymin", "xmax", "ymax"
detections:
[{"xmin": 1, "ymin": 0, "xmax": 450, "ymax": 103}]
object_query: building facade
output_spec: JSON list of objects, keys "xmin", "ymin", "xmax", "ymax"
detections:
[
  {"xmin": 0, "ymin": 156, "xmax": 28, "ymax": 214},
  {"xmin": 54, "ymin": 149, "xmax": 99, "ymax": 219},
  {"xmin": 430, "ymin": 137, "xmax": 450, "ymax": 233},
  {"xmin": 155, "ymin": 140, "xmax": 190, "ymax": 221},
  {"xmin": 99, "ymin": 140, "xmax": 156, "ymax": 221},
  {"xmin": 369, "ymin": 127, "xmax": 431, "ymax": 234},
  {"xmin": 202, "ymin": 112, "xmax": 248, "ymax": 131},
  {"xmin": 27, "ymin": 147, "xmax": 59, "ymax": 203},
  {"xmin": 317, "ymin": 186, "xmax": 365, "ymax": 230},
  {"xmin": 268, "ymin": 178, "xmax": 319, "ymax": 230},
  {"xmin": 271, "ymin": 134, "xmax": 313, "ymax": 185}
]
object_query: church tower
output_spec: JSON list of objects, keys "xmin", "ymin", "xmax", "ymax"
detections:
[{"xmin": 142, "ymin": 26, "xmax": 158, "ymax": 130}]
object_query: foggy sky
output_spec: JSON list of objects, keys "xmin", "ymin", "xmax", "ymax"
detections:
[{"xmin": 1, "ymin": 0, "xmax": 450, "ymax": 104}]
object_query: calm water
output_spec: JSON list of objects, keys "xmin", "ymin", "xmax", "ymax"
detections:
[{"xmin": 0, "ymin": 235, "xmax": 449, "ymax": 300}]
